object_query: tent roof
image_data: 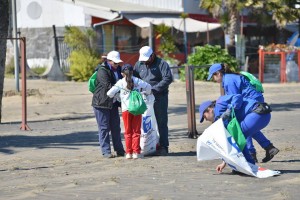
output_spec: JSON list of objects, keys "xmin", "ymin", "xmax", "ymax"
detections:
[
  {"xmin": 125, "ymin": 15, "xmax": 221, "ymax": 33},
  {"xmin": 67, "ymin": 0, "xmax": 179, "ymax": 13},
  {"xmin": 62, "ymin": 0, "xmax": 221, "ymax": 32}
]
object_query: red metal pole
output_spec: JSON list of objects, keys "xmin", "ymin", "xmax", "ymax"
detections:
[
  {"xmin": 298, "ymin": 50, "xmax": 300, "ymax": 81},
  {"xmin": 258, "ymin": 49, "xmax": 264, "ymax": 83},
  {"xmin": 280, "ymin": 52, "xmax": 287, "ymax": 83},
  {"xmin": 20, "ymin": 37, "xmax": 31, "ymax": 131}
]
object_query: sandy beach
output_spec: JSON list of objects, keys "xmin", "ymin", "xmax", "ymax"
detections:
[{"xmin": 1, "ymin": 78, "xmax": 300, "ymax": 200}]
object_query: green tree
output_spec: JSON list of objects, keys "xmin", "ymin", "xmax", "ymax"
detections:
[
  {"xmin": 0, "ymin": 0, "xmax": 9, "ymax": 123},
  {"xmin": 154, "ymin": 24, "xmax": 179, "ymax": 65},
  {"xmin": 199, "ymin": 0, "xmax": 244, "ymax": 46},
  {"xmin": 200, "ymin": 0, "xmax": 300, "ymax": 45},
  {"xmin": 64, "ymin": 26, "xmax": 99, "ymax": 81},
  {"xmin": 246, "ymin": 0, "xmax": 300, "ymax": 43},
  {"xmin": 180, "ymin": 45, "xmax": 239, "ymax": 81}
]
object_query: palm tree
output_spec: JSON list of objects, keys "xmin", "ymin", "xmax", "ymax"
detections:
[
  {"xmin": 0, "ymin": 0, "xmax": 9, "ymax": 123},
  {"xmin": 200, "ymin": 0, "xmax": 300, "ymax": 45},
  {"xmin": 246, "ymin": 0, "xmax": 300, "ymax": 43},
  {"xmin": 199, "ymin": 0, "xmax": 244, "ymax": 46}
]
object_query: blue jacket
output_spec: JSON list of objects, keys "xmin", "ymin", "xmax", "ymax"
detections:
[
  {"xmin": 222, "ymin": 73, "xmax": 264, "ymax": 102},
  {"xmin": 214, "ymin": 94, "xmax": 258, "ymax": 124}
]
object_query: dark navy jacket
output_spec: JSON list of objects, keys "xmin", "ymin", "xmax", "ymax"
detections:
[
  {"xmin": 133, "ymin": 57, "xmax": 173, "ymax": 95},
  {"xmin": 91, "ymin": 62, "xmax": 122, "ymax": 109}
]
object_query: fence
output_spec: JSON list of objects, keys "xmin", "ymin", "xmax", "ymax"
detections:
[
  {"xmin": 56, "ymin": 36, "xmax": 71, "ymax": 73},
  {"xmin": 170, "ymin": 65, "xmax": 211, "ymax": 138}
]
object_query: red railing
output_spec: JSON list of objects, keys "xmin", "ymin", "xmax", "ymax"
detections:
[{"xmin": 258, "ymin": 49, "xmax": 300, "ymax": 83}]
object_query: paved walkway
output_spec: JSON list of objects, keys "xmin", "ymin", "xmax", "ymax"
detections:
[{"xmin": 1, "ymin": 78, "xmax": 300, "ymax": 200}]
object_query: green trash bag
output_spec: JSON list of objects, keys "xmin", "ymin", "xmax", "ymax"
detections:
[
  {"xmin": 128, "ymin": 90, "xmax": 147, "ymax": 115},
  {"xmin": 240, "ymin": 71, "xmax": 264, "ymax": 93},
  {"xmin": 226, "ymin": 109, "xmax": 246, "ymax": 151},
  {"xmin": 88, "ymin": 71, "xmax": 98, "ymax": 93}
]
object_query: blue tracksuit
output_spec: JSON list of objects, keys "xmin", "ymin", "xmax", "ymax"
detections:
[
  {"xmin": 214, "ymin": 94, "xmax": 271, "ymax": 164},
  {"xmin": 222, "ymin": 73, "xmax": 267, "ymax": 154}
]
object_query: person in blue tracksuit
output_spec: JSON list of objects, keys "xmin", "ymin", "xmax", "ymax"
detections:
[
  {"xmin": 199, "ymin": 94, "xmax": 278, "ymax": 173},
  {"xmin": 207, "ymin": 63, "xmax": 279, "ymax": 163}
]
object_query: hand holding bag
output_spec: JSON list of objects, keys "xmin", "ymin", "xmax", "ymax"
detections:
[
  {"xmin": 226, "ymin": 108, "xmax": 246, "ymax": 151},
  {"xmin": 128, "ymin": 89, "xmax": 147, "ymax": 115}
]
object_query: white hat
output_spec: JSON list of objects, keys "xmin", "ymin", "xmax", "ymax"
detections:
[
  {"xmin": 139, "ymin": 46, "xmax": 153, "ymax": 62},
  {"xmin": 107, "ymin": 51, "xmax": 123, "ymax": 63}
]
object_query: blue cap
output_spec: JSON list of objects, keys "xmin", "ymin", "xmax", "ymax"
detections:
[
  {"xmin": 199, "ymin": 100, "xmax": 212, "ymax": 123},
  {"xmin": 207, "ymin": 63, "xmax": 222, "ymax": 80},
  {"xmin": 121, "ymin": 64, "xmax": 133, "ymax": 72}
]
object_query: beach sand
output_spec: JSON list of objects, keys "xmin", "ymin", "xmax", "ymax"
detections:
[{"xmin": 1, "ymin": 78, "xmax": 300, "ymax": 200}]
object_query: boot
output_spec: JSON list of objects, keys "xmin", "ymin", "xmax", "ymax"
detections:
[
  {"xmin": 250, "ymin": 152, "xmax": 258, "ymax": 163},
  {"xmin": 262, "ymin": 144, "xmax": 279, "ymax": 163}
]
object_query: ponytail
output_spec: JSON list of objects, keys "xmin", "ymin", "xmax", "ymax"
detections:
[
  {"xmin": 221, "ymin": 63, "xmax": 239, "ymax": 75},
  {"xmin": 123, "ymin": 70, "xmax": 134, "ymax": 90}
]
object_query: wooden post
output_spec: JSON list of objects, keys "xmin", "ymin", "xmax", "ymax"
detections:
[{"xmin": 185, "ymin": 65, "xmax": 198, "ymax": 138}]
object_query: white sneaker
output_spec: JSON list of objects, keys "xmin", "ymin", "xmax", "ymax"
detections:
[
  {"xmin": 132, "ymin": 153, "xmax": 143, "ymax": 159},
  {"xmin": 125, "ymin": 154, "xmax": 132, "ymax": 159}
]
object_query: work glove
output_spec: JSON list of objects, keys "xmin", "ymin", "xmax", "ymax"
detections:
[
  {"xmin": 141, "ymin": 91, "xmax": 148, "ymax": 95},
  {"xmin": 221, "ymin": 109, "xmax": 231, "ymax": 120}
]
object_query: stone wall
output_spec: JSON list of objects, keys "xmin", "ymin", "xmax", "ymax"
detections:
[{"xmin": 6, "ymin": 27, "xmax": 65, "ymax": 69}]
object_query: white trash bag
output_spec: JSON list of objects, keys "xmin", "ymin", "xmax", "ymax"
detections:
[
  {"xmin": 197, "ymin": 119, "xmax": 280, "ymax": 178},
  {"xmin": 140, "ymin": 94, "xmax": 160, "ymax": 156}
]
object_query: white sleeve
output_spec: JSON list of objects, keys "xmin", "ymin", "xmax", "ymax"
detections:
[
  {"xmin": 107, "ymin": 80, "xmax": 122, "ymax": 98},
  {"xmin": 135, "ymin": 77, "xmax": 152, "ymax": 95}
]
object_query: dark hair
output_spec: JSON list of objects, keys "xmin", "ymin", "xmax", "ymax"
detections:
[
  {"xmin": 122, "ymin": 69, "xmax": 134, "ymax": 90},
  {"xmin": 220, "ymin": 63, "xmax": 239, "ymax": 75},
  {"xmin": 208, "ymin": 100, "xmax": 216, "ymax": 109}
]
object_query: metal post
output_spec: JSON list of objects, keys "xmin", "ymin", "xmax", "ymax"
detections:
[
  {"xmin": 189, "ymin": 66, "xmax": 198, "ymax": 137},
  {"xmin": 206, "ymin": 22, "xmax": 209, "ymax": 44},
  {"xmin": 11, "ymin": 0, "xmax": 19, "ymax": 92},
  {"xmin": 52, "ymin": 25, "xmax": 60, "ymax": 67},
  {"xmin": 20, "ymin": 37, "xmax": 31, "ymax": 131},
  {"xmin": 258, "ymin": 49, "xmax": 263, "ymax": 82},
  {"xmin": 185, "ymin": 65, "xmax": 198, "ymax": 138},
  {"xmin": 149, "ymin": 22, "xmax": 153, "ymax": 49},
  {"xmin": 183, "ymin": 18, "xmax": 188, "ymax": 63}
]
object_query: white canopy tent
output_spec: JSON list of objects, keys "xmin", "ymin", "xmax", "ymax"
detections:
[
  {"xmin": 123, "ymin": 15, "xmax": 221, "ymax": 61},
  {"xmin": 127, "ymin": 17, "xmax": 221, "ymax": 33}
]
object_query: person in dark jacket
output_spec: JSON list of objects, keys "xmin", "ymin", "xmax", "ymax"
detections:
[
  {"xmin": 92, "ymin": 50, "xmax": 125, "ymax": 158},
  {"xmin": 133, "ymin": 46, "xmax": 173, "ymax": 156}
]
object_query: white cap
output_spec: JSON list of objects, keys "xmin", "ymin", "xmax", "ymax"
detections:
[
  {"xmin": 138, "ymin": 46, "xmax": 153, "ymax": 62},
  {"xmin": 107, "ymin": 51, "xmax": 123, "ymax": 63}
]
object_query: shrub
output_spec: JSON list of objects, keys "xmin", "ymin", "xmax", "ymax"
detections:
[
  {"xmin": 180, "ymin": 45, "xmax": 239, "ymax": 81},
  {"xmin": 64, "ymin": 26, "xmax": 99, "ymax": 81},
  {"xmin": 31, "ymin": 66, "xmax": 47, "ymax": 75},
  {"xmin": 5, "ymin": 57, "xmax": 15, "ymax": 76},
  {"xmin": 68, "ymin": 49, "xmax": 99, "ymax": 81}
]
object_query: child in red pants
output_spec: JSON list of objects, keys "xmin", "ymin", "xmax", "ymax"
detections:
[{"xmin": 107, "ymin": 64, "xmax": 152, "ymax": 159}]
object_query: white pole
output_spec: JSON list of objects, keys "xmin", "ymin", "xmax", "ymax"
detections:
[
  {"xmin": 183, "ymin": 18, "xmax": 188, "ymax": 63},
  {"xmin": 12, "ymin": 0, "xmax": 19, "ymax": 92},
  {"xmin": 149, "ymin": 22, "xmax": 153, "ymax": 49}
]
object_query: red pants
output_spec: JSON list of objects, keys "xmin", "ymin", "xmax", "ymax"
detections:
[{"xmin": 122, "ymin": 111, "xmax": 142, "ymax": 154}]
